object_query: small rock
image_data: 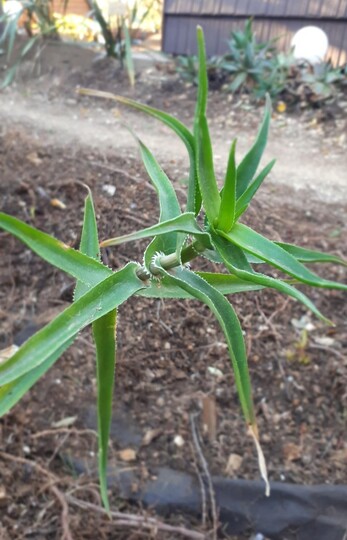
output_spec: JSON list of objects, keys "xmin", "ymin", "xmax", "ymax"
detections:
[
  {"xmin": 102, "ymin": 184, "xmax": 116, "ymax": 197},
  {"xmin": 207, "ymin": 366, "xmax": 224, "ymax": 378},
  {"xmin": 173, "ymin": 435, "xmax": 185, "ymax": 447},
  {"xmin": 156, "ymin": 397, "xmax": 165, "ymax": 407}
]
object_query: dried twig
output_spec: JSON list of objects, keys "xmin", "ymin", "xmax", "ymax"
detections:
[
  {"xmin": 51, "ymin": 485, "xmax": 73, "ymax": 540},
  {"xmin": 308, "ymin": 343, "xmax": 346, "ymax": 362},
  {"xmin": 190, "ymin": 414, "xmax": 218, "ymax": 540},
  {"xmin": 66, "ymin": 495, "xmax": 206, "ymax": 539},
  {"xmin": 31, "ymin": 427, "xmax": 97, "ymax": 439},
  {"xmin": 0, "ymin": 451, "xmax": 206, "ymax": 539},
  {"xmin": 190, "ymin": 442, "xmax": 207, "ymax": 528},
  {"xmin": 0, "ymin": 452, "xmax": 73, "ymax": 540}
]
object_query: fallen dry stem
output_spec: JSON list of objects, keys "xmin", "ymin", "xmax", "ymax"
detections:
[
  {"xmin": 66, "ymin": 495, "xmax": 207, "ymax": 539},
  {"xmin": 190, "ymin": 413, "xmax": 218, "ymax": 540},
  {"xmin": 31, "ymin": 427, "xmax": 97, "ymax": 439},
  {"xmin": 0, "ymin": 451, "xmax": 73, "ymax": 540},
  {"xmin": 0, "ymin": 451, "xmax": 206, "ymax": 540}
]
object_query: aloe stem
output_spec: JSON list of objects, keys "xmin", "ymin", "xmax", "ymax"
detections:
[{"xmin": 136, "ymin": 240, "xmax": 206, "ymax": 280}]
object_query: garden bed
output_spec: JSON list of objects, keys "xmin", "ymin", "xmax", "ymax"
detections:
[{"xmin": 0, "ymin": 46, "xmax": 346, "ymax": 538}]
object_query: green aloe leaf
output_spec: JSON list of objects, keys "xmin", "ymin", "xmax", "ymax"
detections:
[
  {"xmin": 223, "ymin": 224, "xmax": 347, "ymax": 290},
  {"xmin": 78, "ymin": 89, "xmax": 193, "ymax": 159},
  {"xmin": 211, "ymin": 232, "xmax": 330, "ymax": 323},
  {"xmin": 0, "ymin": 213, "xmax": 112, "ymax": 287},
  {"xmin": 236, "ymin": 95, "xmax": 271, "ymax": 198},
  {"xmin": 229, "ymin": 72, "xmax": 247, "ymax": 93},
  {"xmin": 152, "ymin": 261, "xmax": 256, "ymax": 428},
  {"xmin": 0, "ymin": 193, "xmax": 99, "ymax": 419},
  {"xmin": 92, "ymin": 311, "xmax": 116, "ymax": 512},
  {"xmin": 276, "ymin": 242, "xmax": 347, "ymax": 266},
  {"xmin": 76, "ymin": 190, "xmax": 116, "ymax": 511},
  {"xmin": 194, "ymin": 27, "xmax": 221, "ymax": 225},
  {"xmin": 235, "ymin": 159, "xmax": 275, "ymax": 218},
  {"xmin": 137, "ymin": 271, "xmax": 264, "ymax": 299},
  {"xmin": 0, "ymin": 338, "xmax": 75, "ymax": 417},
  {"xmin": 195, "ymin": 115, "xmax": 220, "ymax": 224},
  {"xmin": 218, "ymin": 139, "xmax": 237, "ymax": 231},
  {"xmin": 101, "ymin": 213, "xmax": 211, "ymax": 248},
  {"xmin": 0, "ymin": 263, "xmax": 145, "ymax": 386},
  {"xmin": 138, "ymin": 139, "xmax": 183, "ymax": 267},
  {"xmin": 77, "ymin": 88, "xmax": 200, "ymax": 215},
  {"xmin": 139, "ymin": 140, "xmax": 181, "ymax": 224},
  {"xmin": 201, "ymin": 247, "xmax": 274, "ymax": 268},
  {"xmin": 75, "ymin": 190, "xmax": 101, "ymax": 300},
  {"xmin": 6, "ymin": 11, "xmax": 22, "ymax": 62}
]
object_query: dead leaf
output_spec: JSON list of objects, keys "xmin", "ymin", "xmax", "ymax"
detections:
[
  {"xmin": 0, "ymin": 345, "xmax": 19, "ymax": 366},
  {"xmin": 173, "ymin": 369, "xmax": 186, "ymax": 380},
  {"xmin": 26, "ymin": 151, "xmax": 42, "ymax": 166},
  {"xmin": 331, "ymin": 447, "xmax": 347, "ymax": 466},
  {"xmin": 225, "ymin": 453, "xmax": 243, "ymax": 475},
  {"xmin": 283, "ymin": 442, "xmax": 301, "ymax": 462},
  {"xmin": 0, "ymin": 486, "xmax": 7, "ymax": 506},
  {"xmin": 142, "ymin": 428, "xmax": 162, "ymax": 447},
  {"xmin": 50, "ymin": 198, "xmax": 67, "ymax": 210},
  {"xmin": 202, "ymin": 395, "xmax": 217, "ymax": 442},
  {"xmin": 118, "ymin": 448, "xmax": 137, "ymax": 462},
  {"xmin": 51, "ymin": 416, "xmax": 77, "ymax": 428}
]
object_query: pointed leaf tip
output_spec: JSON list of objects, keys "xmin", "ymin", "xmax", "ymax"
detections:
[
  {"xmin": 236, "ymin": 95, "xmax": 272, "ymax": 199},
  {"xmin": 218, "ymin": 138, "xmax": 237, "ymax": 232}
]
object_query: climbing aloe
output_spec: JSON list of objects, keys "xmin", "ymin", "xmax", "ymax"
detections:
[{"xmin": 0, "ymin": 27, "xmax": 346, "ymax": 508}]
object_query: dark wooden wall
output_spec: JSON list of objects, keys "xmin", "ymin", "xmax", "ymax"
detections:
[{"xmin": 162, "ymin": 0, "xmax": 347, "ymax": 65}]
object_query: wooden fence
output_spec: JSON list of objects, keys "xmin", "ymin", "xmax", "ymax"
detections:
[{"xmin": 162, "ymin": 0, "xmax": 347, "ymax": 65}]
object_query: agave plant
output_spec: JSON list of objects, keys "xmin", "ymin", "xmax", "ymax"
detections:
[
  {"xmin": 0, "ymin": 27, "xmax": 346, "ymax": 510},
  {"xmin": 218, "ymin": 18, "xmax": 277, "ymax": 93}
]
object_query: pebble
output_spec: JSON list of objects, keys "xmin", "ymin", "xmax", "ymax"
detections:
[{"xmin": 173, "ymin": 435, "xmax": 184, "ymax": 447}]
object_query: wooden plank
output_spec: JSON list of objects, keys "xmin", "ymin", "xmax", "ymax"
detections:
[
  {"xmin": 246, "ymin": 0, "xmax": 272, "ymax": 16},
  {"xmin": 162, "ymin": 0, "xmax": 347, "ymax": 65},
  {"xmin": 164, "ymin": 0, "xmax": 347, "ymax": 18},
  {"xmin": 319, "ymin": 0, "xmax": 342, "ymax": 17},
  {"xmin": 337, "ymin": 0, "xmax": 347, "ymax": 17},
  {"xmin": 218, "ymin": 0, "xmax": 240, "ymax": 15},
  {"xmin": 265, "ymin": 0, "xmax": 289, "ymax": 16},
  {"xmin": 285, "ymin": 0, "xmax": 311, "ymax": 18},
  {"xmin": 163, "ymin": 0, "xmax": 177, "ymax": 14}
]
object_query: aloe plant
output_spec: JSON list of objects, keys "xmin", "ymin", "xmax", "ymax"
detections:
[{"xmin": 1, "ymin": 27, "xmax": 346, "ymax": 509}]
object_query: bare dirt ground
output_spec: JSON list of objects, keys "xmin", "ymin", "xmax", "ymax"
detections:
[
  {"xmin": 0, "ymin": 42, "xmax": 346, "ymax": 539},
  {"xmin": 1, "ymin": 78, "xmax": 346, "ymax": 204}
]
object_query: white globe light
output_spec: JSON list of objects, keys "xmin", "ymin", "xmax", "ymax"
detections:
[{"xmin": 291, "ymin": 26, "xmax": 329, "ymax": 64}]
